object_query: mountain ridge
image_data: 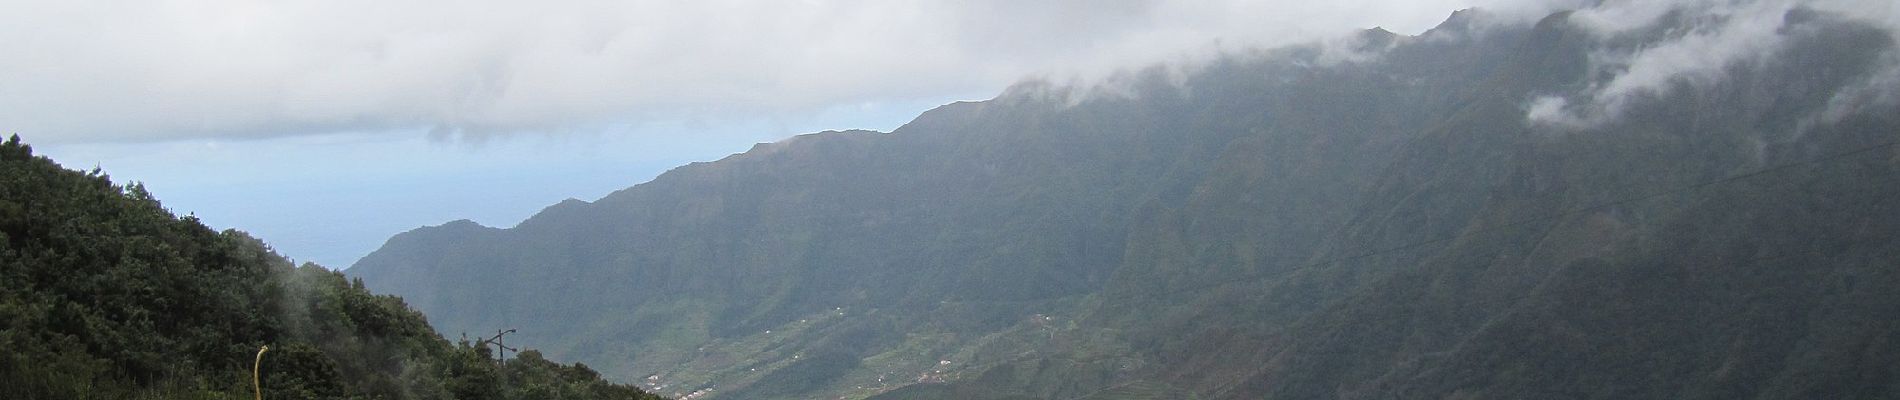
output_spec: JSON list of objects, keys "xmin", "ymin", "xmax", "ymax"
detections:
[{"xmin": 351, "ymin": 4, "xmax": 1900, "ymax": 399}]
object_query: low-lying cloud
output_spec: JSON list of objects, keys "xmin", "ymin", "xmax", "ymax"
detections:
[
  {"xmin": 1525, "ymin": 0, "xmax": 1900, "ymax": 130},
  {"xmin": 4, "ymin": 0, "xmax": 1561, "ymax": 143}
]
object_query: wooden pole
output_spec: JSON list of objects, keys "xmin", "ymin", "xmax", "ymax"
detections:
[
  {"xmin": 486, "ymin": 329, "xmax": 517, "ymax": 364},
  {"xmin": 485, "ymin": 329, "xmax": 517, "ymax": 394}
]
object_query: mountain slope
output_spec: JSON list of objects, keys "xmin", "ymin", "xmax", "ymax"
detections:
[
  {"xmin": 352, "ymin": 3, "xmax": 1900, "ymax": 399},
  {"xmin": 350, "ymin": 23, "xmax": 1520, "ymax": 397},
  {"xmin": 1146, "ymin": 9, "xmax": 1900, "ymax": 399}
]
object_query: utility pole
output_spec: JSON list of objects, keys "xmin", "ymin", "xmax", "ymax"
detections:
[
  {"xmin": 484, "ymin": 329, "xmax": 518, "ymax": 365},
  {"xmin": 478, "ymin": 329, "xmax": 518, "ymax": 394}
]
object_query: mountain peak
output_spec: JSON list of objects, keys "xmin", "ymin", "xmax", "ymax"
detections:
[
  {"xmin": 1423, "ymin": 7, "xmax": 1485, "ymax": 37},
  {"xmin": 1353, "ymin": 26, "xmax": 1401, "ymax": 51},
  {"xmin": 436, "ymin": 218, "xmax": 490, "ymax": 230}
]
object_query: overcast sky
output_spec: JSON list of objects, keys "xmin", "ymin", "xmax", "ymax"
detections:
[
  {"xmin": 0, "ymin": 0, "xmax": 1739, "ymax": 267},
  {"xmin": 1, "ymin": 0, "xmax": 1565, "ymax": 143}
]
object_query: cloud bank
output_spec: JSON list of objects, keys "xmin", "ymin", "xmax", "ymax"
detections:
[
  {"xmin": 1525, "ymin": 0, "xmax": 1900, "ymax": 129},
  {"xmin": 1, "ymin": 0, "xmax": 1564, "ymax": 143}
]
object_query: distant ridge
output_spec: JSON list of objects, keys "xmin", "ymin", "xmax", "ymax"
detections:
[{"xmin": 351, "ymin": 5, "xmax": 1900, "ymax": 399}]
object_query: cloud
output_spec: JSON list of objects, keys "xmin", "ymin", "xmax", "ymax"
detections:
[
  {"xmin": 1526, "ymin": 0, "xmax": 1900, "ymax": 129},
  {"xmin": 1816, "ymin": 50, "xmax": 1900, "ymax": 124},
  {"xmin": 1, "ymin": 0, "xmax": 1530, "ymax": 144}
]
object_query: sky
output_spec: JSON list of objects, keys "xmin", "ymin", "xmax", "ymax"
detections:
[{"xmin": 5, "ymin": 0, "xmax": 1813, "ymax": 268}]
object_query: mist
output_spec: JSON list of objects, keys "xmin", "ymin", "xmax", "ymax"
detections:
[{"xmin": 1526, "ymin": 0, "xmax": 1899, "ymax": 129}]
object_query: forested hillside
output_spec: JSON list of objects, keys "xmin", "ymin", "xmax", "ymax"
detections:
[
  {"xmin": 0, "ymin": 135, "xmax": 663, "ymax": 400},
  {"xmin": 353, "ymin": 3, "xmax": 1900, "ymax": 399}
]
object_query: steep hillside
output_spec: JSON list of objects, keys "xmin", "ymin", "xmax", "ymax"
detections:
[
  {"xmin": 351, "ymin": 21, "xmax": 1519, "ymax": 397},
  {"xmin": 0, "ymin": 136, "xmax": 661, "ymax": 400},
  {"xmin": 352, "ymin": 3, "xmax": 1900, "ymax": 399},
  {"xmin": 1099, "ymin": 8, "xmax": 1900, "ymax": 399}
]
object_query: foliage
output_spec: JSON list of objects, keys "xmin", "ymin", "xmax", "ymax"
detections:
[{"xmin": 0, "ymin": 134, "xmax": 663, "ymax": 399}]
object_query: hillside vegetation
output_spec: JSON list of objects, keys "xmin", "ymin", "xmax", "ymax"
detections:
[
  {"xmin": 0, "ymin": 135, "xmax": 663, "ymax": 400},
  {"xmin": 352, "ymin": 4, "xmax": 1900, "ymax": 399}
]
